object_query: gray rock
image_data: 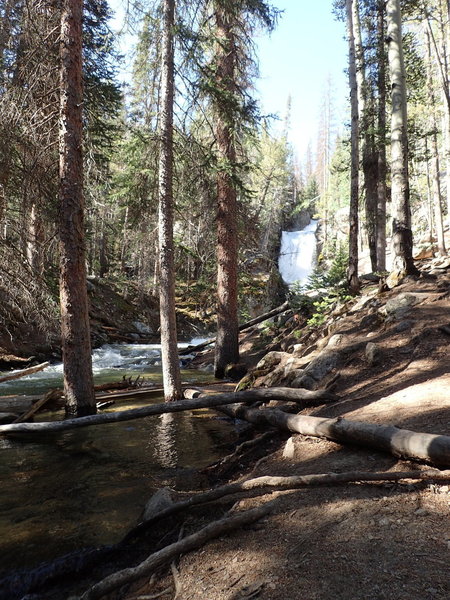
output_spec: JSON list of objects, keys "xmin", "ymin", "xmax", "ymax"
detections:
[
  {"xmin": 303, "ymin": 350, "xmax": 339, "ymax": 381},
  {"xmin": 133, "ymin": 321, "xmax": 153, "ymax": 334},
  {"xmin": 384, "ymin": 293, "xmax": 420, "ymax": 315},
  {"xmin": 365, "ymin": 342, "xmax": 380, "ymax": 366},
  {"xmin": 290, "ymin": 374, "xmax": 317, "ymax": 390},
  {"xmin": 256, "ymin": 351, "xmax": 288, "ymax": 370},
  {"xmin": 394, "ymin": 320, "xmax": 414, "ymax": 333},
  {"xmin": 282, "ymin": 436, "xmax": 298, "ymax": 459},
  {"xmin": 327, "ymin": 334, "xmax": 345, "ymax": 348},
  {"xmin": 142, "ymin": 487, "xmax": 178, "ymax": 522},
  {"xmin": 359, "ymin": 313, "xmax": 380, "ymax": 329}
]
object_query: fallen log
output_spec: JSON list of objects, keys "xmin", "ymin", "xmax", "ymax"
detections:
[
  {"xmin": 0, "ymin": 361, "xmax": 49, "ymax": 384},
  {"xmin": 0, "ymin": 388, "xmax": 332, "ymax": 436},
  {"xmin": 77, "ymin": 501, "xmax": 277, "ymax": 600},
  {"xmin": 215, "ymin": 404, "xmax": 450, "ymax": 467},
  {"xmin": 179, "ymin": 301, "xmax": 290, "ymax": 356},
  {"xmin": 183, "ymin": 386, "xmax": 337, "ymax": 403}
]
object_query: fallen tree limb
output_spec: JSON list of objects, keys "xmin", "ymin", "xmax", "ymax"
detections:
[
  {"xmin": 120, "ymin": 468, "xmax": 450, "ymax": 546},
  {"xmin": 77, "ymin": 501, "xmax": 276, "ymax": 600},
  {"xmin": 183, "ymin": 386, "xmax": 336, "ymax": 403},
  {"xmin": 215, "ymin": 405, "xmax": 450, "ymax": 466},
  {"xmin": 0, "ymin": 388, "xmax": 331, "ymax": 436},
  {"xmin": 0, "ymin": 362, "xmax": 49, "ymax": 384},
  {"xmin": 179, "ymin": 301, "xmax": 290, "ymax": 355}
]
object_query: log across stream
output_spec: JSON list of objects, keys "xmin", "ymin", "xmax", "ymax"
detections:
[{"xmin": 0, "ymin": 380, "xmax": 238, "ymax": 576}]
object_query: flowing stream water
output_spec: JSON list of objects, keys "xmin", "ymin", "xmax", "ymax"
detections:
[
  {"xmin": 1, "ymin": 221, "xmax": 319, "ymax": 577},
  {"xmin": 0, "ymin": 342, "xmax": 239, "ymax": 574}
]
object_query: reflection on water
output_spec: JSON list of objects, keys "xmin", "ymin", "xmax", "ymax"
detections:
[
  {"xmin": 0, "ymin": 342, "xmax": 235, "ymax": 576},
  {"xmin": 0, "ymin": 397, "xmax": 237, "ymax": 574},
  {"xmin": 155, "ymin": 413, "xmax": 178, "ymax": 468}
]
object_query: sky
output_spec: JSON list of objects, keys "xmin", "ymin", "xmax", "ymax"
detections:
[{"xmin": 109, "ymin": 0, "xmax": 349, "ymax": 160}]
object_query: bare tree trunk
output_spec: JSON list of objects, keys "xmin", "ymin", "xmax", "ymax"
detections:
[
  {"xmin": 425, "ymin": 27, "xmax": 447, "ymax": 256},
  {"xmin": 59, "ymin": 0, "xmax": 95, "ymax": 417},
  {"xmin": 346, "ymin": 0, "xmax": 360, "ymax": 292},
  {"xmin": 386, "ymin": 0, "xmax": 417, "ymax": 275},
  {"xmin": 158, "ymin": 0, "xmax": 182, "ymax": 401},
  {"xmin": 376, "ymin": 0, "xmax": 387, "ymax": 271},
  {"xmin": 425, "ymin": 137, "xmax": 435, "ymax": 244},
  {"xmin": 352, "ymin": 0, "xmax": 377, "ymax": 272},
  {"xmin": 213, "ymin": 1, "xmax": 239, "ymax": 377}
]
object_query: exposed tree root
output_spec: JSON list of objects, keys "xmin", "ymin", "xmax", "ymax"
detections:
[{"xmin": 77, "ymin": 501, "xmax": 277, "ymax": 600}]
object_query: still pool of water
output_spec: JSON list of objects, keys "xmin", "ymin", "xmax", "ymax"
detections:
[{"xmin": 0, "ymin": 343, "xmax": 238, "ymax": 575}]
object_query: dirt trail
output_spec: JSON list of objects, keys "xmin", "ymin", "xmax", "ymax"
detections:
[{"xmin": 121, "ymin": 265, "xmax": 450, "ymax": 600}]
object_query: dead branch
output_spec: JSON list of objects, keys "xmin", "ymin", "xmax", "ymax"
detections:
[
  {"xmin": 0, "ymin": 388, "xmax": 333, "ymax": 436},
  {"xmin": 179, "ymin": 301, "xmax": 290, "ymax": 355},
  {"xmin": 77, "ymin": 501, "xmax": 276, "ymax": 600},
  {"xmin": 0, "ymin": 361, "xmax": 49, "ymax": 384}
]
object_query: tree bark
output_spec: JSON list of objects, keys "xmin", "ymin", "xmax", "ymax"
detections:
[
  {"xmin": 425, "ymin": 26, "xmax": 447, "ymax": 257},
  {"xmin": 376, "ymin": 0, "xmax": 387, "ymax": 272},
  {"xmin": 213, "ymin": 1, "xmax": 240, "ymax": 378},
  {"xmin": 386, "ymin": 0, "xmax": 417, "ymax": 275},
  {"xmin": 59, "ymin": 0, "xmax": 96, "ymax": 417},
  {"xmin": 216, "ymin": 405, "xmax": 450, "ymax": 466},
  {"xmin": 158, "ymin": 0, "xmax": 182, "ymax": 401},
  {"xmin": 346, "ymin": 0, "xmax": 360, "ymax": 292}
]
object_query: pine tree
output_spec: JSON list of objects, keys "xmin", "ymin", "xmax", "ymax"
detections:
[{"xmin": 59, "ymin": 0, "xmax": 96, "ymax": 416}]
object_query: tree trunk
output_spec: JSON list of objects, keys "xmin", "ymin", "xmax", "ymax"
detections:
[
  {"xmin": 216, "ymin": 405, "xmax": 450, "ymax": 466},
  {"xmin": 346, "ymin": 0, "xmax": 360, "ymax": 292},
  {"xmin": 386, "ymin": 0, "xmax": 417, "ymax": 275},
  {"xmin": 376, "ymin": 0, "xmax": 387, "ymax": 272},
  {"xmin": 158, "ymin": 0, "xmax": 182, "ymax": 401},
  {"xmin": 213, "ymin": 1, "xmax": 240, "ymax": 378},
  {"xmin": 425, "ymin": 28, "xmax": 447, "ymax": 257},
  {"xmin": 59, "ymin": 0, "xmax": 96, "ymax": 417}
]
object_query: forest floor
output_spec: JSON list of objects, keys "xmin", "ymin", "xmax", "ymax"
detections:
[{"xmin": 117, "ymin": 259, "xmax": 450, "ymax": 600}]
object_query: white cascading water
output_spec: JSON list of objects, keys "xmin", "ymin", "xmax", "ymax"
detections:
[{"xmin": 278, "ymin": 220, "xmax": 318, "ymax": 286}]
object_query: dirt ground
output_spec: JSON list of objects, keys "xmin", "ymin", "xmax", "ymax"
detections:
[{"xmin": 118, "ymin": 268, "xmax": 450, "ymax": 600}]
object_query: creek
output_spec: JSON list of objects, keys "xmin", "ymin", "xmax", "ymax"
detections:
[
  {"xmin": 1, "ymin": 219, "xmax": 319, "ymax": 578},
  {"xmin": 0, "ymin": 342, "xmax": 239, "ymax": 574}
]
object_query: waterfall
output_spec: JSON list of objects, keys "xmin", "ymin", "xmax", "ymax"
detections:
[{"xmin": 278, "ymin": 220, "xmax": 318, "ymax": 286}]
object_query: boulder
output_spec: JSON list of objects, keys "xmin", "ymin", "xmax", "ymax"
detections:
[
  {"xmin": 142, "ymin": 487, "xmax": 179, "ymax": 522},
  {"xmin": 365, "ymin": 342, "xmax": 381, "ymax": 366}
]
